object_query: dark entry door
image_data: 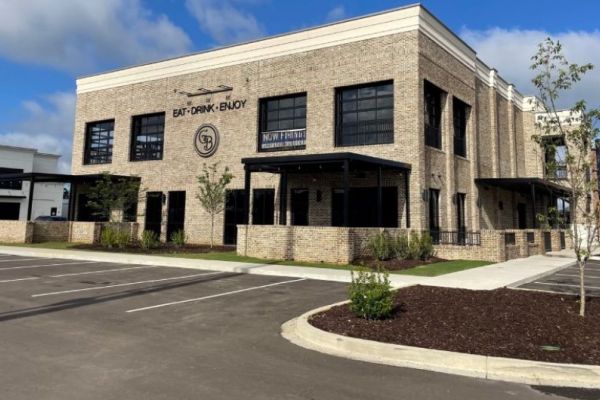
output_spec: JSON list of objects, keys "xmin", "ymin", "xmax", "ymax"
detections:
[
  {"xmin": 517, "ymin": 203, "xmax": 527, "ymax": 229},
  {"xmin": 145, "ymin": 192, "xmax": 163, "ymax": 236},
  {"xmin": 429, "ymin": 189, "xmax": 440, "ymax": 243},
  {"xmin": 331, "ymin": 187, "xmax": 398, "ymax": 227},
  {"xmin": 224, "ymin": 190, "xmax": 246, "ymax": 245},
  {"xmin": 291, "ymin": 189, "xmax": 309, "ymax": 226},
  {"xmin": 167, "ymin": 191, "xmax": 186, "ymax": 241},
  {"xmin": 252, "ymin": 189, "xmax": 275, "ymax": 225},
  {"xmin": 0, "ymin": 203, "xmax": 20, "ymax": 220}
]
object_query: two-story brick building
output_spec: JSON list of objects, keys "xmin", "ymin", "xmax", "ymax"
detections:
[{"xmin": 67, "ymin": 4, "xmax": 571, "ymax": 262}]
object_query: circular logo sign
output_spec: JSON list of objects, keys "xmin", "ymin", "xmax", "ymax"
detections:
[{"xmin": 194, "ymin": 124, "xmax": 219, "ymax": 158}]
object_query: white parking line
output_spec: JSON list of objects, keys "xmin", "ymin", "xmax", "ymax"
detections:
[
  {"xmin": 0, "ymin": 261, "xmax": 99, "ymax": 272},
  {"xmin": 49, "ymin": 265, "xmax": 153, "ymax": 278},
  {"xmin": 0, "ymin": 277, "xmax": 39, "ymax": 283},
  {"xmin": 126, "ymin": 278, "xmax": 307, "ymax": 313},
  {"xmin": 533, "ymin": 281, "xmax": 600, "ymax": 290},
  {"xmin": 0, "ymin": 258, "xmax": 41, "ymax": 263},
  {"xmin": 32, "ymin": 272, "xmax": 223, "ymax": 298},
  {"xmin": 556, "ymin": 273, "xmax": 600, "ymax": 279}
]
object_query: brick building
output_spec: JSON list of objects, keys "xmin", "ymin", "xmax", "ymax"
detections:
[{"xmin": 65, "ymin": 4, "xmax": 572, "ymax": 262}]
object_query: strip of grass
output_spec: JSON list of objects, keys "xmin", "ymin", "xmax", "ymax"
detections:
[{"xmin": 0, "ymin": 242, "xmax": 491, "ymax": 276}]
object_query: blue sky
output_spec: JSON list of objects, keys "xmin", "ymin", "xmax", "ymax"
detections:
[{"xmin": 1, "ymin": 0, "xmax": 599, "ymax": 172}]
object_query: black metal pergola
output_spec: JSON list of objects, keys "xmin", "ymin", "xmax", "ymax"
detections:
[
  {"xmin": 241, "ymin": 152, "xmax": 412, "ymax": 228},
  {"xmin": 0, "ymin": 172, "xmax": 140, "ymax": 221}
]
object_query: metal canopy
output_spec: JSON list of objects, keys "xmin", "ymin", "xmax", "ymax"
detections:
[
  {"xmin": 475, "ymin": 177, "xmax": 571, "ymax": 197},
  {"xmin": 0, "ymin": 172, "xmax": 139, "ymax": 184},
  {"xmin": 241, "ymin": 152, "xmax": 411, "ymax": 173}
]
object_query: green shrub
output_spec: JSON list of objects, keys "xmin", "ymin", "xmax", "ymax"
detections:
[
  {"xmin": 394, "ymin": 233, "xmax": 410, "ymax": 260},
  {"xmin": 100, "ymin": 225, "xmax": 130, "ymax": 248},
  {"xmin": 419, "ymin": 232, "xmax": 435, "ymax": 260},
  {"xmin": 348, "ymin": 268, "xmax": 394, "ymax": 320},
  {"xmin": 407, "ymin": 231, "xmax": 421, "ymax": 260},
  {"xmin": 171, "ymin": 230, "xmax": 187, "ymax": 248},
  {"xmin": 140, "ymin": 230, "xmax": 160, "ymax": 250},
  {"xmin": 367, "ymin": 232, "xmax": 394, "ymax": 260}
]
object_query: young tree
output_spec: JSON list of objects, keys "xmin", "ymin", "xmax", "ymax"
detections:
[
  {"xmin": 196, "ymin": 163, "xmax": 233, "ymax": 248},
  {"xmin": 530, "ymin": 38, "xmax": 600, "ymax": 317},
  {"xmin": 86, "ymin": 173, "xmax": 141, "ymax": 223}
]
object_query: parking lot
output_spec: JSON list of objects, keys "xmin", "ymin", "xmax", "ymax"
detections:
[
  {"xmin": 517, "ymin": 259, "xmax": 600, "ymax": 297},
  {"xmin": 0, "ymin": 252, "xmax": 591, "ymax": 400}
]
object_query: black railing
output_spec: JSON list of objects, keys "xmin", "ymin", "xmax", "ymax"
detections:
[{"xmin": 429, "ymin": 230, "xmax": 481, "ymax": 246}]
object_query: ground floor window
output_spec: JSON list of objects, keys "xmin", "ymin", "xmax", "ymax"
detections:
[
  {"xmin": 291, "ymin": 188, "xmax": 309, "ymax": 226},
  {"xmin": 224, "ymin": 190, "xmax": 246, "ymax": 245},
  {"xmin": 145, "ymin": 192, "xmax": 163, "ymax": 236},
  {"xmin": 0, "ymin": 202, "xmax": 20, "ymax": 220},
  {"xmin": 252, "ymin": 189, "xmax": 275, "ymax": 225},
  {"xmin": 429, "ymin": 188, "xmax": 440, "ymax": 241},
  {"xmin": 331, "ymin": 186, "xmax": 398, "ymax": 227},
  {"xmin": 167, "ymin": 191, "xmax": 186, "ymax": 241}
]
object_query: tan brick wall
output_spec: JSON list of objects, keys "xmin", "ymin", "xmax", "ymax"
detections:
[
  {"xmin": 0, "ymin": 220, "xmax": 33, "ymax": 243},
  {"xmin": 32, "ymin": 222, "xmax": 70, "ymax": 242}
]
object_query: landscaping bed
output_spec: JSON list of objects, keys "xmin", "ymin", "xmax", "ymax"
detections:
[
  {"xmin": 71, "ymin": 243, "xmax": 233, "ymax": 254},
  {"xmin": 354, "ymin": 256, "xmax": 446, "ymax": 271},
  {"xmin": 309, "ymin": 285, "xmax": 600, "ymax": 365}
]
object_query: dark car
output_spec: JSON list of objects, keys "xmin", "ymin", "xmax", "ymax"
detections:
[{"xmin": 35, "ymin": 216, "xmax": 67, "ymax": 222}]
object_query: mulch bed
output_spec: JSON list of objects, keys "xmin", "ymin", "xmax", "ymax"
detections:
[
  {"xmin": 310, "ymin": 286, "xmax": 600, "ymax": 365},
  {"xmin": 71, "ymin": 243, "xmax": 233, "ymax": 254},
  {"xmin": 353, "ymin": 256, "xmax": 446, "ymax": 271}
]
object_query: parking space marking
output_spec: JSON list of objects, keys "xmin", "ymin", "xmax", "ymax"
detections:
[
  {"xmin": 0, "ymin": 261, "xmax": 99, "ymax": 271},
  {"xmin": 0, "ymin": 277, "xmax": 39, "ymax": 283},
  {"xmin": 32, "ymin": 272, "xmax": 224, "ymax": 298},
  {"xmin": 0, "ymin": 258, "xmax": 41, "ymax": 263},
  {"xmin": 126, "ymin": 278, "xmax": 307, "ymax": 313},
  {"xmin": 49, "ymin": 265, "xmax": 154, "ymax": 278},
  {"xmin": 532, "ymin": 281, "xmax": 600, "ymax": 290},
  {"xmin": 556, "ymin": 273, "xmax": 600, "ymax": 279}
]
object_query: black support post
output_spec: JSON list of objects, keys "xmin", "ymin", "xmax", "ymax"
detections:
[
  {"xmin": 377, "ymin": 166, "xmax": 383, "ymax": 227},
  {"xmin": 531, "ymin": 183, "xmax": 537, "ymax": 229},
  {"xmin": 279, "ymin": 170, "xmax": 288, "ymax": 225},
  {"xmin": 343, "ymin": 160, "xmax": 350, "ymax": 227},
  {"xmin": 405, "ymin": 171, "xmax": 411, "ymax": 228},
  {"xmin": 244, "ymin": 168, "xmax": 251, "ymax": 225},
  {"xmin": 27, "ymin": 177, "xmax": 35, "ymax": 221},
  {"xmin": 68, "ymin": 183, "xmax": 77, "ymax": 221}
]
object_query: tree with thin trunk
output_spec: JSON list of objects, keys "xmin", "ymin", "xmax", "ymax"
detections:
[
  {"xmin": 196, "ymin": 163, "xmax": 233, "ymax": 248},
  {"xmin": 530, "ymin": 38, "xmax": 600, "ymax": 317},
  {"xmin": 86, "ymin": 173, "xmax": 142, "ymax": 223}
]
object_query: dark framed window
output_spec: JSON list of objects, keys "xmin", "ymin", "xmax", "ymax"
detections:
[
  {"xmin": 453, "ymin": 97, "xmax": 470, "ymax": 157},
  {"xmin": 335, "ymin": 81, "xmax": 394, "ymax": 147},
  {"xmin": 331, "ymin": 187, "xmax": 398, "ymax": 227},
  {"xmin": 84, "ymin": 120, "xmax": 114, "ymax": 165},
  {"xmin": 0, "ymin": 168, "xmax": 23, "ymax": 190},
  {"xmin": 131, "ymin": 113, "xmax": 165, "ymax": 161},
  {"xmin": 258, "ymin": 93, "xmax": 307, "ymax": 152},
  {"xmin": 252, "ymin": 189, "xmax": 275, "ymax": 225},
  {"xmin": 429, "ymin": 188, "xmax": 440, "ymax": 241},
  {"xmin": 424, "ymin": 81, "xmax": 445, "ymax": 149}
]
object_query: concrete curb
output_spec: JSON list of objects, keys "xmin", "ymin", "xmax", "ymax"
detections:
[
  {"xmin": 506, "ymin": 260, "xmax": 576, "ymax": 288},
  {"xmin": 282, "ymin": 302, "xmax": 600, "ymax": 389}
]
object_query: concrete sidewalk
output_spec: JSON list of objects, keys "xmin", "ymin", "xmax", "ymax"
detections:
[{"xmin": 0, "ymin": 245, "xmax": 575, "ymax": 290}]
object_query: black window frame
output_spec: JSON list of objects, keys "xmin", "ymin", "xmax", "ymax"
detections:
[
  {"xmin": 335, "ymin": 80, "xmax": 394, "ymax": 147},
  {"xmin": 453, "ymin": 97, "xmax": 470, "ymax": 158},
  {"xmin": 83, "ymin": 119, "xmax": 115, "ymax": 165},
  {"xmin": 424, "ymin": 80, "xmax": 445, "ymax": 149},
  {"xmin": 258, "ymin": 93, "xmax": 307, "ymax": 152},
  {"xmin": 0, "ymin": 167, "xmax": 24, "ymax": 190},
  {"xmin": 130, "ymin": 112, "xmax": 166, "ymax": 162}
]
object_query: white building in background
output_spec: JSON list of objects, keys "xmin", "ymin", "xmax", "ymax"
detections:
[{"xmin": 0, "ymin": 145, "xmax": 64, "ymax": 220}]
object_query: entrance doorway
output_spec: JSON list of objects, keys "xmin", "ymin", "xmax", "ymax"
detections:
[
  {"xmin": 252, "ymin": 189, "xmax": 275, "ymax": 225},
  {"xmin": 291, "ymin": 188, "xmax": 309, "ymax": 226},
  {"xmin": 517, "ymin": 203, "xmax": 527, "ymax": 229},
  {"xmin": 167, "ymin": 191, "xmax": 186, "ymax": 241},
  {"xmin": 145, "ymin": 192, "xmax": 163, "ymax": 236},
  {"xmin": 224, "ymin": 189, "xmax": 246, "ymax": 245},
  {"xmin": 331, "ymin": 186, "xmax": 398, "ymax": 227}
]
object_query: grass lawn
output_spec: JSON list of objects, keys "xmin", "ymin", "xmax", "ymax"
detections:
[{"xmin": 0, "ymin": 242, "xmax": 492, "ymax": 276}]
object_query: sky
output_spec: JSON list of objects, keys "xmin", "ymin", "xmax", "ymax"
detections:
[{"xmin": 1, "ymin": 0, "xmax": 599, "ymax": 173}]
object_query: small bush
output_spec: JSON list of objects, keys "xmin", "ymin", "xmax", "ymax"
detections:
[
  {"xmin": 407, "ymin": 231, "xmax": 421, "ymax": 260},
  {"xmin": 419, "ymin": 232, "xmax": 435, "ymax": 260},
  {"xmin": 367, "ymin": 232, "xmax": 394, "ymax": 260},
  {"xmin": 394, "ymin": 233, "xmax": 410, "ymax": 260},
  {"xmin": 140, "ymin": 230, "xmax": 160, "ymax": 250},
  {"xmin": 171, "ymin": 230, "xmax": 187, "ymax": 248},
  {"xmin": 100, "ymin": 225, "xmax": 130, "ymax": 248},
  {"xmin": 348, "ymin": 268, "xmax": 394, "ymax": 320}
]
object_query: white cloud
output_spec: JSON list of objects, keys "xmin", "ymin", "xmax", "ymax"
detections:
[
  {"xmin": 326, "ymin": 5, "xmax": 347, "ymax": 22},
  {"xmin": 185, "ymin": 0, "xmax": 265, "ymax": 45},
  {"xmin": 461, "ymin": 28, "xmax": 600, "ymax": 109},
  {"xmin": 0, "ymin": 0, "xmax": 192, "ymax": 73},
  {"xmin": 0, "ymin": 92, "xmax": 76, "ymax": 173}
]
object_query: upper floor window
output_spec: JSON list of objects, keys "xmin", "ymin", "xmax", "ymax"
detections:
[
  {"xmin": 0, "ymin": 167, "xmax": 23, "ymax": 190},
  {"xmin": 131, "ymin": 113, "xmax": 165, "ymax": 161},
  {"xmin": 543, "ymin": 136, "xmax": 567, "ymax": 179},
  {"xmin": 335, "ymin": 81, "xmax": 394, "ymax": 147},
  {"xmin": 258, "ymin": 93, "xmax": 306, "ymax": 152},
  {"xmin": 453, "ymin": 97, "xmax": 470, "ymax": 158},
  {"xmin": 84, "ymin": 120, "xmax": 114, "ymax": 165},
  {"xmin": 424, "ymin": 80, "xmax": 445, "ymax": 149}
]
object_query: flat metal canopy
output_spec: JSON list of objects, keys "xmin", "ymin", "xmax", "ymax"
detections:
[
  {"xmin": 242, "ymin": 152, "xmax": 411, "ymax": 173},
  {"xmin": 0, "ymin": 172, "xmax": 140, "ymax": 184},
  {"xmin": 475, "ymin": 177, "xmax": 571, "ymax": 197}
]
